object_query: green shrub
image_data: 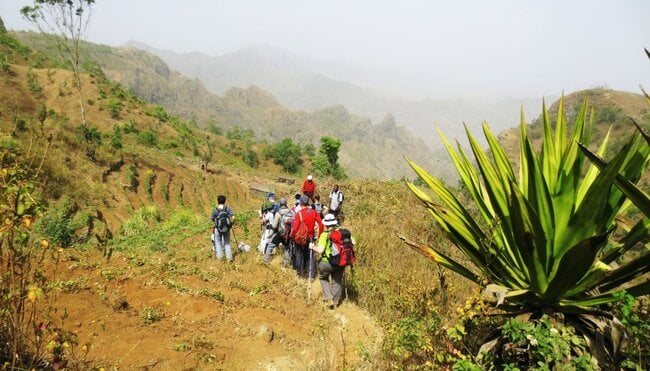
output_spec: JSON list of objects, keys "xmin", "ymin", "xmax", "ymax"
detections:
[
  {"xmin": 110, "ymin": 125, "xmax": 123, "ymax": 149},
  {"xmin": 461, "ymin": 315, "xmax": 593, "ymax": 370},
  {"xmin": 123, "ymin": 119, "xmax": 139, "ymax": 134},
  {"xmin": 226, "ymin": 126, "xmax": 254, "ymax": 141},
  {"xmin": 26, "ymin": 69, "xmax": 42, "ymax": 95},
  {"xmin": 242, "ymin": 149, "xmax": 259, "ymax": 168},
  {"xmin": 34, "ymin": 197, "xmax": 87, "ymax": 247},
  {"xmin": 107, "ymin": 99, "xmax": 123, "ymax": 119},
  {"xmin": 137, "ymin": 130, "xmax": 158, "ymax": 147}
]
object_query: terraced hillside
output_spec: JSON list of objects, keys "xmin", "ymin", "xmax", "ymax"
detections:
[{"xmin": 0, "ymin": 34, "xmax": 387, "ymax": 369}]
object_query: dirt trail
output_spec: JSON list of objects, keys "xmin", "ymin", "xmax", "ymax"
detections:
[{"xmin": 52, "ymin": 244, "xmax": 382, "ymax": 370}]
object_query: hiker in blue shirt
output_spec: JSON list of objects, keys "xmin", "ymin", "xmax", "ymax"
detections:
[{"xmin": 210, "ymin": 195, "xmax": 235, "ymax": 262}]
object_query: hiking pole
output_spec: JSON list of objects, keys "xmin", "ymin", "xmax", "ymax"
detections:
[
  {"xmin": 307, "ymin": 244, "xmax": 313, "ymax": 304},
  {"xmin": 231, "ymin": 226, "xmax": 238, "ymax": 247}
]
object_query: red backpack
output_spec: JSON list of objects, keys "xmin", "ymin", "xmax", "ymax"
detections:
[
  {"xmin": 328, "ymin": 228, "xmax": 355, "ymax": 267},
  {"xmin": 293, "ymin": 209, "xmax": 313, "ymax": 245}
]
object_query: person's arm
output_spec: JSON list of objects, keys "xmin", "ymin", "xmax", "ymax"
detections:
[
  {"xmin": 291, "ymin": 211, "xmax": 300, "ymax": 237},
  {"xmin": 312, "ymin": 231, "xmax": 328, "ymax": 253},
  {"xmin": 271, "ymin": 211, "xmax": 281, "ymax": 230},
  {"xmin": 315, "ymin": 213, "xmax": 324, "ymax": 237}
]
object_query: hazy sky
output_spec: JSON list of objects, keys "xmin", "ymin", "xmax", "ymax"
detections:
[{"xmin": 1, "ymin": 0, "xmax": 649, "ymax": 99}]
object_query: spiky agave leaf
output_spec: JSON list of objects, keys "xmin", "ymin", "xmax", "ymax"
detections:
[{"xmin": 405, "ymin": 96, "xmax": 650, "ymax": 312}]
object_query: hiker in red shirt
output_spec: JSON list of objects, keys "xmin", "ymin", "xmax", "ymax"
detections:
[
  {"xmin": 301, "ymin": 174, "xmax": 316, "ymax": 203},
  {"xmin": 291, "ymin": 194, "xmax": 324, "ymax": 278}
]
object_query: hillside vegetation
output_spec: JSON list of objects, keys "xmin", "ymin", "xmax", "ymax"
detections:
[
  {"xmin": 13, "ymin": 31, "xmax": 439, "ymax": 181},
  {"xmin": 2, "ymin": 27, "xmax": 649, "ymax": 370}
]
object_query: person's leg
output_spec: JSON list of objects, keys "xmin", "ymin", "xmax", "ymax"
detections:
[
  {"xmin": 318, "ymin": 261, "xmax": 334, "ymax": 303},
  {"xmin": 215, "ymin": 232, "xmax": 224, "ymax": 260},
  {"xmin": 282, "ymin": 239, "xmax": 292, "ymax": 267},
  {"xmin": 295, "ymin": 245, "xmax": 307, "ymax": 277},
  {"xmin": 331, "ymin": 267, "xmax": 345, "ymax": 305},
  {"xmin": 223, "ymin": 231, "xmax": 233, "ymax": 262},
  {"xmin": 264, "ymin": 237, "xmax": 277, "ymax": 264}
]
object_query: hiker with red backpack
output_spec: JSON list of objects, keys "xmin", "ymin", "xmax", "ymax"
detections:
[
  {"xmin": 291, "ymin": 194, "xmax": 324, "ymax": 277},
  {"xmin": 311, "ymin": 213, "xmax": 355, "ymax": 309},
  {"xmin": 210, "ymin": 195, "xmax": 235, "ymax": 262}
]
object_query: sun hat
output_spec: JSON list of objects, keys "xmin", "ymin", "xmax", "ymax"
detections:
[
  {"xmin": 279, "ymin": 197, "xmax": 287, "ymax": 206},
  {"xmin": 267, "ymin": 192, "xmax": 275, "ymax": 199},
  {"xmin": 322, "ymin": 213, "xmax": 338, "ymax": 226},
  {"xmin": 300, "ymin": 194, "xmax": 309, "ymax": 204},
  {"xmin": 307, "ymin": 174, "xmax": 313, "ymax": 180}
]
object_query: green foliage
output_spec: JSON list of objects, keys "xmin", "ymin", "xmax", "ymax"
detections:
[
  {"xmin": 26, "ymin": 69, "xmax": 42, "ymax": 94},
  {"xmin": 82, "ymin": 59, "xmax": 106, "ymax": 80},
  {"xmin": 405, "ymin": 97, "xmax": 650, "ymax": 311},
  {"xmin": 596, "ymin": 104, "xmax": 623, "ymax": 123},
  {"xmin": 34, "ymin": 196, "xmax": 90, "ymax": 247},
  {"xmin": 206, "ymin": 118, "xmax": 223, "ymax": 135},
  {"xmin": 140, "ymin": 306, "xmax": 163, "ymax": 325},
  {"xmin": 226, "ymin": 126, "xmax": 254, "ymax": 141},
  {"xmin": 0, "ymin": 32, "xmax": 31, "ymax": 59},
  {"xmin": 120, "ymin": 205, "xmax": 161, "ymax": 238},
  {"xmin": 311, "ymin": 136, "xmax": 347, "ymax": 179},
  {"xmin": 267, "ymin": 138, "xmax": 303, "ymax": 173},
  {"xmin": 0, "ymin": 149, "xmax": 59, "ymax": 369},
  {"xmin": 127, "ymin": 163, "xmax": 138, "ymax": 191},
  {"xmin": 110, "ymin": 125, "xmax": 123, "ymax": 149},
  {"xmin": 384, "ymin": 316, "xmax": 440, "ymax": 364},
  {"xmin": 144, "ymin": 105, "xmax": 172, "ymax": 123},
  {"xmin": 106, "ymin": 99, "xmax": 123, "ymax": 119},
  {"xmin": 303, "ymin": 143, "xmax": 316, "ymax": 157},
  {"xmin": 612, "ymin": 293, "xmax": 650, "ymax": 369},
  {"xmin": 122, "ymin": 119, "xmax": 139, "ymax": 134},
  {"xmin": 79, "ymin": 124, "xmax": 102, "ymax": 146},
  {"xmin": 144, "ymin": 170, "xmax": 155, "ymax": 198},
  {"xmin": 137, "ymin": 130, "xmax": 158, "ymax": 147},
  {"xmin": 462, "ymin": 316, "xmax": 593, "ymax": 370},
  {"xmin": 242, "ymin": 149, "xmax": 259, "ymax": 168},
  {"xmin": 319, "ymin": 136, "xmax": 341, "ymax": 167}
]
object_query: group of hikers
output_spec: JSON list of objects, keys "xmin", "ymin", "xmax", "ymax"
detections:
[{"xmin": 210, "ymin": 175, "xmax": 353, "ymax": 309}]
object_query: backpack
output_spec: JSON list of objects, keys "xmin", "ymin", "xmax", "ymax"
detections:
[
  {"xmin": 215, "ymin": 208, "xmax": 232, "ymax": 233},
  {"xmin": 328, "ymin": 228, "xmax": 355, "ymax": 267},
  {"xmin": 278, "ymin": 208, "xmax": 294, "ymax": 238},
  {"xmin": 293, "ymin": 209, "xmax": 313, "ymax": 245}
]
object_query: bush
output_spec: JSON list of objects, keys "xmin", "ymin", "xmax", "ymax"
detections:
[
  {"xmin": 242, "ymin": 149, "xmax": 259, "ymax": 168},
  {"xmin": 110, "ymin": 125, "xmax": 123, "ymax": 149},
  {"xmin": 137, "ymin": 130, "xmax": 158, "ymax": 147},
  {"xmin": 268, "ymin": 138, "xmax": 303, "ymax": 173},
  {"xmin": 34, "ymin": 197, "xmax": 90, "ymax": 248},
  {"xmin": 226, "ymin": 126, "xmax": 254, "ymax": 141}
]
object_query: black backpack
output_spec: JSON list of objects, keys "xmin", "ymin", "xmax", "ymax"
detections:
[{"xmin": 215, "ymin": 208, "xmax": 232, "ymax": 233}]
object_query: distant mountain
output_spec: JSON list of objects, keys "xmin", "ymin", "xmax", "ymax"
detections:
[
  {"xmin": 127, "ymin": 41, "xmax": 549, "ymax": 149},
  {"xmin": 12, "ymin": 32, "xmax": 439, "ymax": 180}
]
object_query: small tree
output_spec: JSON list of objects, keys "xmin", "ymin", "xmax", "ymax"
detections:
[
  {"xmin": 21, "ymin": 0, "xmax": 95, "ymax": 126},
  {"xmin": 319, "ymin": 136, "xmax": 341, "ymax": 168},
  {"xmin": 200, "ymin": 134, "xmax": 214, "ymax": 171}
]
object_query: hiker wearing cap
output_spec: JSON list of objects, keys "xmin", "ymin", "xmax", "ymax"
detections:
[
  {"xmin": 302, "ymin": 175, "xmax": 317, "ymax": 203},
  {"xmin": 263, "ymin": 197, "xmax": 293, "ymax": 265},
  {"xmin": 328, "ymin": 184, "xmax": 344, "ymax": 219},
  {"xmin": 210, "ymin": 195, "xmax": 235, "ymax": 262},
  {"xmin": 311, "ymin": 213, "xmax": 353, "ymax": 309},
  {"xmin": 291, "ymin": 194, "xmax": 324, "ymax": 277},
  {"xmin": 258, "ymin": 192, "xmax": 277, "ymax": 254}
]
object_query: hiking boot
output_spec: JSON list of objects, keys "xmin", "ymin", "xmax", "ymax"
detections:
[{"xmin": 327, "ymin": 299, "xmax": 335, "ymax": 310}]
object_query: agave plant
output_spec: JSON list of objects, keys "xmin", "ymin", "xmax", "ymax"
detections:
[{"xmin": 403, "ymin": 97, "xmax": 650, "ymax": 367}]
